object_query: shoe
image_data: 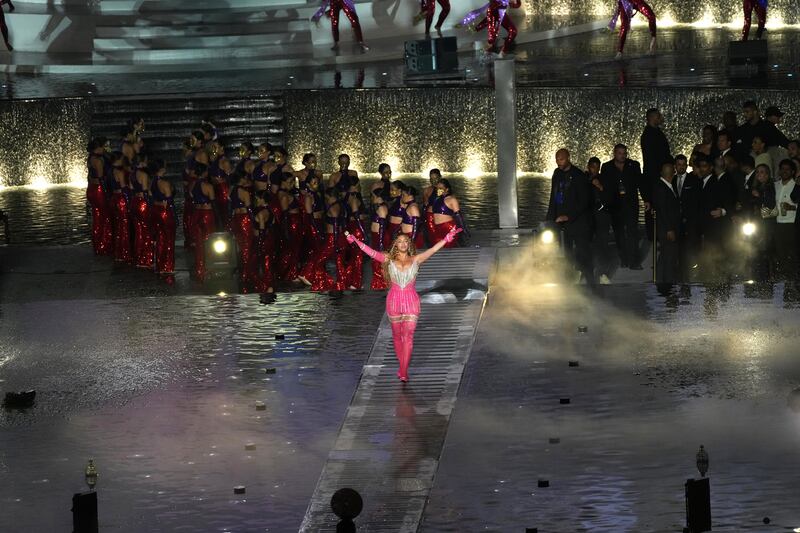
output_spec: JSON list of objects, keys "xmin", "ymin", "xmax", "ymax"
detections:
[
  {"xmin": 614, "ymin": 51, "xmax": 623, "ymax": 60},
  {"xmin": 400, "ymin": 376, "xmax": 408, "ymax": 382},
  {"xmin": 330, "ymin": 43, "xmax": 339, "ymax": 51},
  {"xmin": 5, "ymin": 43, "xmax": 12, "ymax": 52},
  {"xmin": 435, "ymin": 26, "xmax": 443, "ymax": 37},
  {"xmin": 359, "ymin": 42, "xmax": 369, "ymax": 52},
  {"xmin": 298, "ymin": 275, "xmax": 312, "ymax": 286},
  {"xmin": 599, "ymin": 274, "xmax": 611, "ymax": 285}
]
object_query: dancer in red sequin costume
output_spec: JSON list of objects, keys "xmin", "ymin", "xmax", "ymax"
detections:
[
  {"xmin": 432, "ymin": 178, "xmax": 466, "ymax": 248},
  {"xmin": 109, "ymin": 153, "xmax": 133, "ymax": 263},
  {"xmin": 608, "ymin": 0, "xmax": 657, "ymax": 59},
  {"xmin": 742, "ymin": 0, "xmax": 767, "ymax": 41},
  {"xmin": 400, "ymin": 186, "xmax": 425, "ymax": 250},
  {"xmin": 132, "ymin": 153, "xmax": 154, "ymax": 269},
  {"xmin": 149, "ymin": 159, "xmax": 176, "ymax": 276},
  {"xmin": 369, "ymin": 187, "xmax": 391, "ymax": 289},
  {"xmin": 413, "ymin": 0, "xmax": 451, "ymax": 36},
  {"xmin": 297, "ymin": 153, "xmax": 325, "ymax": 267},
  {"xmin": 86, "ymin": 138, "xmax": 113, "ymax": 255},
  {"xmin": 303, "ymin": 188, "xmax": 348, "ymax": 292},
  {"xmin": 422, "ymin": 168, "xmax": 442, "ymax": 247},
  {"xmin": 190, "ymin": 164, "xmax": 217, "ymax": 281},
  {"xmin": 252, "ymin": 190, "xmax": 276, "ymax": 294},
  {"xmin": 458, "ymin": 0, "xmax": 521, "ymax": 56},
  {"xmin": 275, "ymin": 172, "xmax": 303, "ymax": 283},
  {"xmin": 343, "ymin": 178, "xmax": 368, "ymax": 289},
  {"xmin": 230, "ymin": 173, "xmax": 255, "ymax": 291},
  {"xmin": 311, "ymin": 0, "xmax": 369, "ymax": 51}
]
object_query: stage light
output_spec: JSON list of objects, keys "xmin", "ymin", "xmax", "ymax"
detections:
[
  {"xmin": 742, "ymin": 222, "xmax": 756, "ymax": 236},
  {"xmin": 541, "ymin": 229, "xmax": 555, "ymax": 244},
  {"xmin": 212, "ymin": 238, "xmax": 228, "ymax": 254}
]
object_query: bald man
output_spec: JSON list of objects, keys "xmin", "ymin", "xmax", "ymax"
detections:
[{"xmin": 546, "ymin": 148, "xmax": 594, "ymax": 284}]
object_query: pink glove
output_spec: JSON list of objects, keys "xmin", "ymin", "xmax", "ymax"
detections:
[
  {"xmin": 345, "ymin": 231, "xmax": 356, "ymax": 244},
  {"xmin": 443, "ymin": 227, "xmax": 463, "ymax": 244}
]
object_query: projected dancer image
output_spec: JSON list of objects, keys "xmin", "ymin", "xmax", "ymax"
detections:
[
  {"xmin": 742, "ymin": 0, "xmax": 767, "ymax": 41},
  {"xmin": 413, "ymin": 0, "xmax": 451, "ymax": 37},
  {"xmin": 346, "ymin": 226, "xmax": 461, "ymax": 382},
  {"xmin": 608, "ymin": 0, "xmax": 657, "ymax": 59},
  {"xmin": 311, "ymin": 0, "xmax": 369, "ymax": 51},
  {"xmin": 1, "ymin": 0, "xmax": 15, "ymax": 52},
  {"xmin": 457, "ymin": 0, "xmax": 521, "ymax": 57}
]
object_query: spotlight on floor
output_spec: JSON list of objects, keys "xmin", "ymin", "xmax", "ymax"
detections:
[
  {"xmin": 741, "ymin": 222, "xmax": 756, "ymax": 237},
  {"xmin": 204, "ymin": 232, "xmax": 237, "ymax": 278},
  {"xmin": 541, "ymin": 229, "xmax": 555, "ymax": 244}
]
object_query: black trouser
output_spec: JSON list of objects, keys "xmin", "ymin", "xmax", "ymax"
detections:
[
  {"xmin": 656, "ymin": 235, "xmax": 680, "ymax": 283},
  {"xmin": 644, "ymin": 208, "xmax": 654, "ymax": 242},
  {"xmin": 593, "ymin": 210, "xmax": 614, "ymax": 277},
  {"xmin": 613, "ymin": 209, "xmax": 640, "ymax": 267},
  {"xmin": 679, "ymin": 228, "xmax": 701, "ymax": 282},
  {"xmin": 562, "ymin": 226, "xmax": 594, "ymax": 285}
]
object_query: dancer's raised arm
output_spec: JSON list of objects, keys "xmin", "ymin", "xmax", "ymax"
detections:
[
  {"xmin": 415, "ymin": 227, "xmax": 462, "ymax": 264},
  {"xmin": 345, "ymin": 232, "xmax": 387, "ymax": 263}
]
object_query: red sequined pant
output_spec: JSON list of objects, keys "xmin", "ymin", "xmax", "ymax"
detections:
[
  {"xmin": 306, "ymin": 233, "xmax": 347, "ymax": 291},
  {"xmin": 111, "ymin": 192, "xmax": 132, "ymax": 263},
  {"xmin": 192, "ymin": 209, "xmax": 215, "ymax": 280},
  {"xmin": 742, "ymin": 0, "xmax": 766, "ymax": 40},
  {"xmin": 434, "ymin": 219, "xmax": 459, "ymax": 248},
  {"xmin": 86, "ymin": 183, "xmax": 113, "ymax": 255},
  {"xmin": 370, "ymin": 230, "xmax": 389, "ymax": 290},
  {"xmin": 617, "ymin": 0, "xmax": 656, "ymax": 53},
  {"xmin": 330, "ymin": 0, "xmax": 364, "ymax": 43},
  {"xmin": 253, "ymin": 232, "xmax": 275, "ymax": 292},
  {"xmin": 344, "ymin": 221, "xmax": 365, "ymax": 289},
  {"xmin": 475, "ymin": 2, "xmax": 517, "ymax": 54},
  {"xmin": 231, "ymin": 213, "xmax": 254, "ymax": 290},
  {"xmin": 276, "ymin": 213, "xmax": 303, "ymax": 281},
  {"xmin": 150, "ymin": 205, "xmax": 176, "ymax": 274},
  {"xmin": 132, "ymin": 196, "xmax": 154, "ymax": 268}
]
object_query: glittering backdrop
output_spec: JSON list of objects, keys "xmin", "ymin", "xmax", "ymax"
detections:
[
  {"xmin": 285, "ymin": 88, "xmax": 799, "ymax": 174},
  {"xmin": 523, "ymin": 0, "xmax": 800, "ymax": 25},
  {"xmin": 0, "ymin": 98, "xmax": 90, "ymax": 187}
]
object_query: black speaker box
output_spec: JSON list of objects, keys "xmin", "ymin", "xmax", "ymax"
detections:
[
  {"xmin": 404, "ymin": 36, "xmax": 457, "ymax": 56},
  {"xmin": 728, "ymin": 39, "xmax": 767, "ymax": 77},
  {"xmin": 72, "ymin": 491, "xmax": 99, "ymax": 533},
  {"xmin": 684, "ymin": 478, "xmax": 711, "ymax": 533},
  {"xmin": 404, "ymin": 36, "xmax": 459, "ymax": 74}
]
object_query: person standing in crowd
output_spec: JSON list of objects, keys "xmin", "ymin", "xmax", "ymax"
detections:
[
  {"xmin": 774, "ymin": 159, "xmax": 798, "ymax": 279},
  {"xmin": 235, "ymin": 142, "xmax": 255, "ymax": 177},
  {"xmin": 747, "ymin": 163, "xmax": 777, "ymax": 280},
  {"xmin": 109, "ymin": 153, "xmax": 133, "ymax": 264},
  {"xmin": 369, "ymin": 187, "xmax": 390, "ymax": 289},
  {"xmin": 641, "ymin": 107, "xmax": 672, "ymax": 242},
  {"xmin": 716, "ymin": 129, "xmax": 738, "ymax": 160},
  {"xmin": 675, "ymin": 154, "xmax": 701, "ymax": 280},
  {"xmin": 764, "ymin": 106, "xmax": 789, "ymax": 148},
  {"xmin": 400, "ymin": 186, "xmax": 424, "ymax": 250},
  {"xmin": 546, "ymin": 149, "xmax": 594, "ymax": 284},
  {"xmin": 132, "ymin": 152, "xmax": 154, "ymax": 269},
  {"xmin": 697, "ymin": 155, "xmax": 735, "ymax": 280},
  {"xmin": 422, "ymin": 168, "xmax": 442, "ymax": 246},
  {"xmin": 343, "ymin": 178, "xmax": 367, "ymax": 289},
  {"xmin": 588, "ymin": 157, "xmax": 615, "ymax": 284},
  {"xmin": 432, "ymin": 178, "xmax": 465, "ymax": 247},
  {"xmin": 721, "ymin": 111, "xmax": 739, "ymax": 141},
  {"xmin": 736, "ymin": 101, "xmax": 771, "ymax": 154},
  {"xmin": 86, "ymin": 138, "xmax": 113, "ymax": 256},
  {"xmin": 752, "ymin": 135, "xmax": 773, "ymax": 178},
  {"xmin": 330, "ymin": 153, "xmax": 358, "ymax": 192},
  {"xmin": 230, "ymin": 172, "xmax": 255, "ymax": 291},
  {"xmin": 690, "ymin": 125, "xmax": 719, "ymax": 168},
  {"xmin": 190, "ymin": 163, "xmax": 218, "ymax": 281},
  {"xmin": 601, "ymin": 144, "xmax": 644, "ymax": 269},
  {"xmin": 148, "ymin": 159, "xmax": 175, "ymax": 277},
  {"xmin": 252, "ymin": 190, "xmax": 276, "ymax": 295},
  {"xmin": 652, "ymin": 160, "xmax": 681, "ymax": 283}
]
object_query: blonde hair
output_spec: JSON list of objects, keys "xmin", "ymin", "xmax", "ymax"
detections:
[{"xmin": 382, "ymin": 234, "xmax": 416, "ymax": 282}]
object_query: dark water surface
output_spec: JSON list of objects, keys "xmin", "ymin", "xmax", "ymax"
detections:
[
  {"xmin": 0, "ymin": 291, "xmax": 385, "ymax": 532},
  {"xmin": 0, "ymin": 174, "xmax": 552, "ymax": 246}
]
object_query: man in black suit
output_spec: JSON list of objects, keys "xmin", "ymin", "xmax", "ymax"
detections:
[
  {"xmin": 546, "ymin": 148, "xmax": 594, "ymax": 284},
  {"xmin": 697, "ymin": 155, "xmax": 736, "ymax": 280},
  {"xmin": 652, "ymin": 160, "xmax": 681, "ymax": 283},
  {"xmin": 588, "ymin": 156, "xmax": 616, "ymax": 284},
  {"xmin": 601, "ymin": 144, "xmax": 645, "ymax": 269},
  {"xmin": 736, "ymin": 101, "xmax": 771, "ymax": 154},
  {"xmin": 640, "ymin": 108, "xmax": 673, "ymax": 243},
  {"xmin": 677, "ymin": 154, "xmax": 702, "ymax": 281}
]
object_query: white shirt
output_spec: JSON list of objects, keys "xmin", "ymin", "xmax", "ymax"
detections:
[
  {"xmin": 775, "ymin": 179, "xmax": 797, "ymax": 224},
  {"xmin": 744, "ymin": 170, "xmax": 755, "ymax": 189},
  {"xmin": 675, "ymin": 173, "xmax": 687, "ymax": 196}
]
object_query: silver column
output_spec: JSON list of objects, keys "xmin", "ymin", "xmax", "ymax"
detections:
[{"xmin": 494, "ymin": 58, "xmax": 518, "ymax": 228}]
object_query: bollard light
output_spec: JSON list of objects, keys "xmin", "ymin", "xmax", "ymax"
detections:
[
  {"xmin": 741, "ymin": 222, "xmax": 756, "ymax": 237},
  {"xmin": 212, "ymin": 238, "xmax": 227, "ymax": 254},
  {"xmin": 203, "ymin": 232, "xmax": 237, "ymax": 277},
  {"xmin": 85, "ymin": 459, "xmax": 98, "ymax": 491},
  {"xmin": 541, "ymin": 229, "xmax": 555, "ymax": 244}
]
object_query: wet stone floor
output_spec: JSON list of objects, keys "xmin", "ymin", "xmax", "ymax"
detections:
[
  {"xmin": 0, "ymin": 291, "xmax": 385, "ymax": 532},
  {"xmin": 423, "ymin": 280, "xmax": 800, "ymax": 532}
]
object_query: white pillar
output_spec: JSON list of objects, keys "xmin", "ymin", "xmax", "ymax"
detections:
[{"xmin": 494, "ymin": 59, "xmax": 518, "ymax": 229}]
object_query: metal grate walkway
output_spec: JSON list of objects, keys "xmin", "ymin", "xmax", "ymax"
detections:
[{"xmin": 300, "ymin": 246, "xmax": 495, "ymax": 532}]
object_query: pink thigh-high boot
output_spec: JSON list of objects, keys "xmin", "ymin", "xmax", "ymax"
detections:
[{"xmin": 391, "ymin": 320, "xmax": 417, "ymax": 381}]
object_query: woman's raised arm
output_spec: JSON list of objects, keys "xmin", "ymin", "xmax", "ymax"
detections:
[
  {"xmin": 345, "ymin": 232, "xmax": 386, "ymax": 263},
  {"xmin": 415, "ymin": 227, "xmax": 461, "ymax": 264}
]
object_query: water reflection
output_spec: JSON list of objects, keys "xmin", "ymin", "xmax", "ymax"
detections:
[{"xmin": 0, "ymin": 175, "xmax": 552, "ymax": 246}]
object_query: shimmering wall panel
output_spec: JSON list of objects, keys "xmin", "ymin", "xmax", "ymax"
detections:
[
  {"xmin": 287, "ymin": 88, "xmax": 799, "ymax": 175},
  {"xmin": 284, "ymin": 89, "xmax": 496, "ymax": 173},
  {"xmin": 522, "ymin": 0, "xmax": 800, "ymax": 24},
  {"xmin": 0, "ymin": 98, "xmax": 90, "ymax": 187}
]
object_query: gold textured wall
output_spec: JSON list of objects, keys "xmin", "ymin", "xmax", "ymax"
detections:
[
  {"xmin": 285, "ymin": 88, "xmax": 799, "ymax": 175},
  {"xmin": 0, "ymin": 98, "xmax": 91, "ymax": 188}
]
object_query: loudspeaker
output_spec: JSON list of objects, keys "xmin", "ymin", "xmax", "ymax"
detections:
[
  {"xmin": 72, "ymin": 492, "xmax": 98, "ymax": 533},
  {"xmin": 728, "ymin": 40, "xmax": 767, "ymax": 77},
  {"xmin": 404, "ymin": 36, "xmax": 458, "ymax": 74},
  {"xmin": 684, "ymin": 478, "xmax": 711, "ymax": 533}
]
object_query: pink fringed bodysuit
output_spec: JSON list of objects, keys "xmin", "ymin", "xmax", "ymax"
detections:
[{"xmin": 351, "ymin": 240, "xmax": 420, "ymax": 381}]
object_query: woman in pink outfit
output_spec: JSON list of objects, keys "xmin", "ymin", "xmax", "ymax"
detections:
[{"xmin": 346, "ymin": 226, "xmax": 461, "ymax": 382}]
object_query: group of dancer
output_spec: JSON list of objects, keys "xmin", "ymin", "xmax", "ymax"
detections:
[{"xmin": 85, "ymin": 119, "xmax": 468, "ymax": 296}]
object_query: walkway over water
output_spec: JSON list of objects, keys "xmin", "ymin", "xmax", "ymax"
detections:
[{"xmin": 301, "ymin": 246, "xmax": 495, "ymax": 531}]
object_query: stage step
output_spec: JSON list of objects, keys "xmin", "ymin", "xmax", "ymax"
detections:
[
  {"xmin": 94, "ymin": 31, "xmax": 311, "ymax": 52},
  {"xmin": 98, "ymin": 0, "xmax": 309, "ymax": 14},
  {"xmin": 92, "ymin": 42, "xmax": 314, "ymax": 63},
  {"xmin": 95, "ymin": 20, "xmax": 309, "ymax": 39},
  {"xmin": 90, "ymin": 93, "xmax": 286, "ymax": 178}
]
